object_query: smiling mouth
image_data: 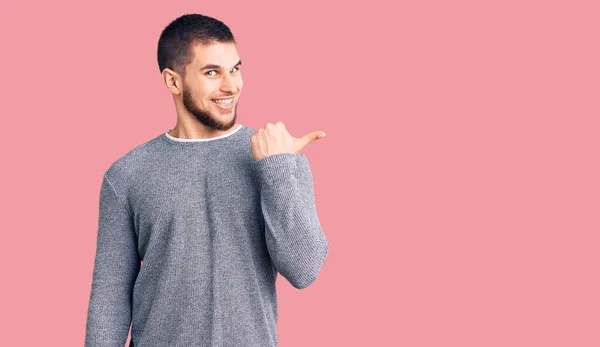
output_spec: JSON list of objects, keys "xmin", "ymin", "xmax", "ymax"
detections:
[{"xmin": 211, "ymin": 97, "xmax": 234, "ymax": 110}]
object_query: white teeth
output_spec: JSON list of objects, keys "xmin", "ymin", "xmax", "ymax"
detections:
[{"xmin": 212, "ymin": 98, "xmax": 233, "ymax": 104}]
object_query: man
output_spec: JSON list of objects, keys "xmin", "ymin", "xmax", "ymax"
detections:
[{"xmin": 84, "ymin": 13, "xmax": 329, "ymax": 347}]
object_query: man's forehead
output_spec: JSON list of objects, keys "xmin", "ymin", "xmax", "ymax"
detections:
[{"xmin": 191, "ymin": 42, "xmax": 239, "ymax": 65}]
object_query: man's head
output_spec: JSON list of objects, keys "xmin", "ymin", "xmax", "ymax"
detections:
[{"xmin": 158, "ymin": 14, "xmax": 243, "ymax": 131}]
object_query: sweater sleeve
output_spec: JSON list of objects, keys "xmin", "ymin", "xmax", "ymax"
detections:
[
  {"xmin": 84, "ymin": 174, "xmax": 141, "ymax": 347},
  {"xmin": 254, "ymin": 151, "xmax": 329, "ymax": 289}
]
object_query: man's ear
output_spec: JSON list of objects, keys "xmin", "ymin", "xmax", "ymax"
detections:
[{"xmin": 162, "ymin": 68, "xmax": 182, "ymax": 96}]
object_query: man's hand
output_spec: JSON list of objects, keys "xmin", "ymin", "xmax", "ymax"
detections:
[{"xmin": 250, "ymin": 121, "xmax": 326, "ymax": 161}]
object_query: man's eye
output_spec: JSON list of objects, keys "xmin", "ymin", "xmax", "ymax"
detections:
[{"xmin": 205, "ymin": 67, "xmax": 240, "ymax": 76}]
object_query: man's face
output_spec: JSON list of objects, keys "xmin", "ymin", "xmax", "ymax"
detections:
[{"xmin": 181, "ymin": 42, "xmax": 243, "ymax": 131}]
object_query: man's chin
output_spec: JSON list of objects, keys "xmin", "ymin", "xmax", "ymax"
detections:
[{"xmin": 212, "ymin": 113, "xmax": 237, "ymax": 130}]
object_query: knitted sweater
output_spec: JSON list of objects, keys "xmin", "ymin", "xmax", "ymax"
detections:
[{"xmin": 84, "ymin": 124, "xmax": 329, "ymax": 347}]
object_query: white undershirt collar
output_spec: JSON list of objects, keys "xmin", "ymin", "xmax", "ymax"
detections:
[{"xmin": 165, "ymin": 124, "xmax": 243, "ymax": 142}]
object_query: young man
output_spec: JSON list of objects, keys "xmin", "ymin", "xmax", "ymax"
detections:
[{"xmin": 84, "ymin": 13, "xmax": 329, "ymax": 347}]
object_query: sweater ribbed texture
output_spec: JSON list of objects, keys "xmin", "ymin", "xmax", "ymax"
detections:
[{"xmin": 84, "ymin": 124, "xmax": 329, "ymax": 347}]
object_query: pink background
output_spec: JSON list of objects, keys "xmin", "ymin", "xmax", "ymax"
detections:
[{"xmin": 1, "ymin": 0, "xmax": 599, "ymax": 346}]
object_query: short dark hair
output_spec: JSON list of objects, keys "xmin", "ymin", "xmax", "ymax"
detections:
[{"xmin": 157, "ymin": 14, "xmax": 236, "ymax": 76}]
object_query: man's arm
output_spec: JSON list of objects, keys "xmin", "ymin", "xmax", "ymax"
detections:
[
  {"xmin": 84, "ymin": 174, "xmax": 140, "ymax": 346},
  {"xmin": 254, "ymin": 151, "xmax": 329, "ymax": 289}
]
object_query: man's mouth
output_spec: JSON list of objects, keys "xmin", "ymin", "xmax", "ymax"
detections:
[{"xmin": 211, "ymin": 97, "xmax": 234, "ymax": 110}]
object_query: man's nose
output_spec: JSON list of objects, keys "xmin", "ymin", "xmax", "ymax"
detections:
[{"xmin": 220, "ymin": 74, "xmax": 238, "ymax": 94}]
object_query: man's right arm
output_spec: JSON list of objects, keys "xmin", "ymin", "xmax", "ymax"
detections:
[{"xmin": 84, "ymin": 174, "xmax": 140, "ymax": 347}]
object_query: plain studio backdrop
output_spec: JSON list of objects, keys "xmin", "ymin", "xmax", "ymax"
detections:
[{"xmin": 0, "ymin": 0, "xmax": 598, "ymax": 346}]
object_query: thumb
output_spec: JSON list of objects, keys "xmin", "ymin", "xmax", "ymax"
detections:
[{"xmin": 295, "ymin": 131, "xmax": 326, "ymax": 150}]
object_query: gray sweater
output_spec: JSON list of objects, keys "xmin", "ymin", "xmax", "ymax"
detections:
[{"xmin": 84, "ymin": 124, "xmax": 329, "ymax": 347}]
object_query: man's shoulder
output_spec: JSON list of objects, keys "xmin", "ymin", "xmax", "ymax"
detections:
[
  {"xmin": 103, "ymin": 133, "xmax": 164, "ymax": 183},
  {"xmin": 243, "ymin": 125, "xmax": 257, "ymax": 135}
]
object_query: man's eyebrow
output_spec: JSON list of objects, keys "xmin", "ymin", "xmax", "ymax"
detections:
[{"xmin": 200, "ymin": 59, "xmax": 242, "ymax": 70}]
